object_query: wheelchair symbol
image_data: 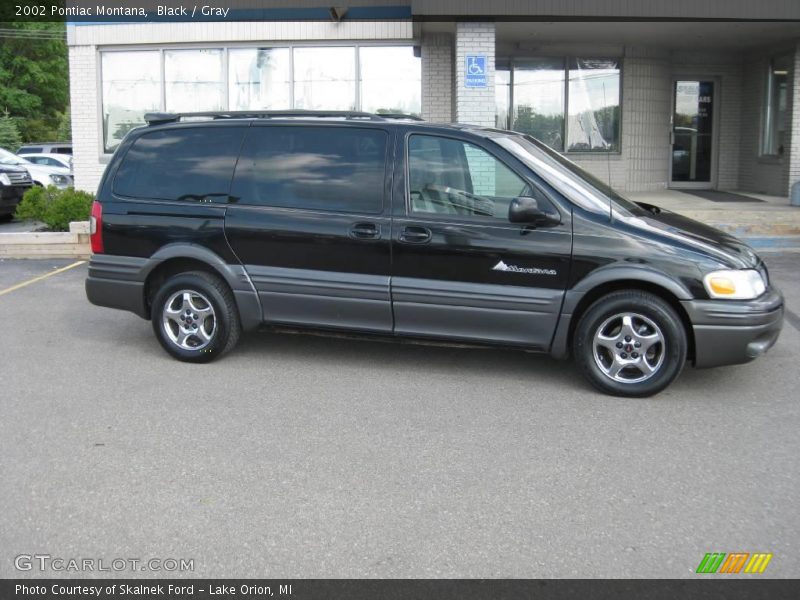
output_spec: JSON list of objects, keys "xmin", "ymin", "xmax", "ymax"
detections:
[{"xmin": 467, "ymin": 56, "xmax": 484, "ymax": 75}]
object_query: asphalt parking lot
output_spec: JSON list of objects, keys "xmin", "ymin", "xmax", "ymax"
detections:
[{"xmin": 1, "ymin": 253, "xmax": 798, "ymax": 578}]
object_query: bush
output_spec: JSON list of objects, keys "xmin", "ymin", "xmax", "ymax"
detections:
[{"xmin": 15, "ymin": 185, "xmax": 94, "ymax": 231}]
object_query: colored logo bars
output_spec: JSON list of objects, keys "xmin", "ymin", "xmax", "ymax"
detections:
[{"xmin": 696, "ymin": 552, "xmax": 773, "ymax": 574}]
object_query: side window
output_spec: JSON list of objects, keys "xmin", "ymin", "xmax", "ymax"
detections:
[
  {"xmin": 408, "ymin": 134, "xmax": 529, "ymax": 220},
  {"xmin": 113, "ymin": 127, "xmax": 244, "ymax": 201},
  {"xmin": 232, "ymin": 126, "xmax": 388, "ymax": 214}
]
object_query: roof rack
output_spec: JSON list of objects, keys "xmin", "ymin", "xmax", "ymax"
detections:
[{"xmin": 143, "ymin": 110, "xmax": 423, "ymax": 125}]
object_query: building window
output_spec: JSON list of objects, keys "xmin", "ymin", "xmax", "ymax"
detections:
[
  {"xmin": 165, "ymin": 49, "xmax": 225, "ymax": 113},
  {"xmin": 495, "ymin": 67, "xmax": 511, "ymax": 130},
  {"xmin": 101, "ymin": 51, "xmax": 160, "ymax": 153},
  {"xmin": 496, "ymin": 57, "xmax": 621, "ymax": 153},
  {"xmin": 228, "ymin": 48, "xmax": 291, "ymax": 111},
  {"xmin": 359, "ymin": 46, "xmax": 421, "ymax": 116},
  {"xmin": 99, "ymin": 45, "xmax": 421, "ymax": 154},
  {"xmin": 293, "ymin": 46, "xmax": 357, "ymax": 110},
  {"xmin": 761, "ymin": 55, "xmax": 791, "ymax": 157}
]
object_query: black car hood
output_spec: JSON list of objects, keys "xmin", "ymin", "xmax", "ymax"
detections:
[{"xmin": 623, "ymin": 202, "xmax": 761, "ymax": 269}]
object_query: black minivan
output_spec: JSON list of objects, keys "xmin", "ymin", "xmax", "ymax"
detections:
[{"xmin": 86, "ymin": 111, "xmax": 783, "ymax": 397}]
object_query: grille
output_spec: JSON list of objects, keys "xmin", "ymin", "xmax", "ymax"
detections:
[{"xmin": 6, "ymin": 171, "xmax": 32, "ymax": 185}]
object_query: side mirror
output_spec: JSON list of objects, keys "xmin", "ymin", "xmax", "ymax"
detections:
[{"xmin": 508, "ymin": 196, "xmax": 561, "ymax": 226}]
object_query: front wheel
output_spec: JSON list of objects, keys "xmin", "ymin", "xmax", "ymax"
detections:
[
  {"xmin": 151, "ymin": 271, "xmax": 241, "ymax": 362},
  {"xmin": 573, "ymin": 290, "xmax": 687, "ymax": 397}
]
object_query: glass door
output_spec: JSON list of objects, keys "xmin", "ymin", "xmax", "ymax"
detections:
[{"xmin": 671, "ymin": 80, "xmax": 716, "ymax": 188}]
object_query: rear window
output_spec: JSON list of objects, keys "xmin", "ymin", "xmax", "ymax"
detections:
[
  {"xmin": 113, "ymin": 127, "xmax": 244, "ymax": 201},
  {"xmin": 231, "ymin": 126, "xmax": 388, "ymax": 214}
]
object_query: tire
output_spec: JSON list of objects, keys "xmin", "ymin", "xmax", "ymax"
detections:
[
  {"xmin": 0, "ymin": 213, "xmax": 13, "ymax": 222},
  {"xmin": 573, "ymin": 290, "xmax": 687, "ymax": 397},
  {"xmin": 151, "ymin": 271, "xmax": 241, "ymax": 363}
]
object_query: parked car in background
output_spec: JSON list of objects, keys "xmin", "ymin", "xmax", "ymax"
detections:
[
  {"xmin": 17, "ymin": 152, "xmax": 73, "ymax": 172},
  {"xmin": 0, "ymin": 148, "xmax": 73, "ymax": 189},
  {"xmin": 0, "ymin": 162, "xmax": 33, "ymax": 221},
  {"xmin": 17, "ymin": 142, "xmax": 72, "ymax": 155}
]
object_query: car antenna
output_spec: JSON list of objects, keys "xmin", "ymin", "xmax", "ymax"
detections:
[{"xmin": 603, "ymin": 81, "xmax": 613, "ymax": 221}]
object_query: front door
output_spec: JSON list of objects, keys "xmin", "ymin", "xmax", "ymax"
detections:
[
  {"xmin": 225, "ymin": 124, "xmax": 393, "ymax": 333},
  {"xmin": 670, "ymin": 79, "xmax": 717, "ymax": 188},
  {"xmin": 390, "ymin": 131, "xmax": 572, "ymax": 350}
]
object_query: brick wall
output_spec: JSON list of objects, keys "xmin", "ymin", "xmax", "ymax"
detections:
[
  {"xmin": 454, "ymin": 22, "xmax": 495, "ymax": 127},
  {"xmin": 421, "ymin": 34, "xmax": 453, "ymax": 122},
  {"xmin": 789, "ymin": 41, "xmax": 800, "ymax": 197},
  {"xmin": 68, "ymin": 45, "xmax": 105, "ymax": 193}
]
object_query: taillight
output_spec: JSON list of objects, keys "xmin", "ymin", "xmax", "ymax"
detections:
[{"xmin": 90, "ymin": 201, "xmax": 104, "ymax": 254}]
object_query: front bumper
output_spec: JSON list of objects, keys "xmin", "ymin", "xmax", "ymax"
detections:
[{"xmin": 681, "ymin": 287, "xmax": 784, "ymax": 368}]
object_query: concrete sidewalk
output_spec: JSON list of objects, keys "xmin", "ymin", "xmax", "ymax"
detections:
[{"xmin": 627, "ymin": 190, "xmax": 800, "ymax": 250}]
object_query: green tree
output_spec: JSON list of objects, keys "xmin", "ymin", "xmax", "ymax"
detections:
[
  {"xmin": 57, "ymin": 106, "xmax": 72, "ymax": 142},
  {"xmin": 0, "ymin": 109, "xmax": 22, "ymax": 149},
  {"xmin": 0, "ymin": 22, "xmax": 68, "ymax": 142}
]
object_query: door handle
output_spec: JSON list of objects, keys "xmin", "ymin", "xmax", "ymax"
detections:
[
  {"xmin": 399, "ymin": 225, "xmax": 432, "ymax": 244},
  {"xmin": 349, "ymin": 222, "xmax": 381, "ymax": 240}
]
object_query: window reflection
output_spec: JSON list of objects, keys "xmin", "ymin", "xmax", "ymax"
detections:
[
  {"xmin": 293, "ymin": 47, "xmax": 357, "ymax": 110},
  {"xmin": 512, "ymin": 58, "xmax": 566, "ymax": 151},
  {"xmin": 229, "ymin": 48, "xmax": 291, "ymax": 111},
  {"xmin": 359, "ymin": 46, "xmax": 421, "ymax": 116},
  {"xmin": 101, "ymin": 51, "xmax": 160, "ymax": 153},
  {"xmin": 495, "ymin": 68, "xmax": 510, "ymax": 129},
  {"xmin": 762, "ymin": 55, "xmax": 790, "ymax": 156},
  {"xmin": 165, "ymin": 49, "xmax": 225, "ymax": 112},
  {"xmin": 567, "ymin": 58, "xmax": 620, "ymax": 152}
]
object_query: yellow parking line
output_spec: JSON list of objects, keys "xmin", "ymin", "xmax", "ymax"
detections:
[{"xmin": 0, "ymin": 260, "xmax": 86, "ymax": 297}]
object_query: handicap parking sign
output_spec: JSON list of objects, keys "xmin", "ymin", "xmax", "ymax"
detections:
[{"xmin": 465, "ymin": 55, "xmax": 487, "ymax": 88}]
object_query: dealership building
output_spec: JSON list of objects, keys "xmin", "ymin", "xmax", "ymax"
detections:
[{"xmin": 67, "ymin": 1, "xmax": 800, "ymax": 198}]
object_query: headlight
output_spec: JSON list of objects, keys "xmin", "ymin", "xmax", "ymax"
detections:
[
  {"xmin": 703, "ymin": 269, "xmax": 766, "ymax": 300},
  {"xmin": 49, "ymin": 174, "xmax": 69, "ymax": 185},
  {"xmin": 0, "ymin": 173, "xmax": 10, "ymax": 186}
]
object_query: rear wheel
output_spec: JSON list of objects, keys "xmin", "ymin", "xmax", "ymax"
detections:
[
  {"xmin": 151, "ymin": 271, "xmax": 241, "ymax": 362},
  {"xmin": 573, "ymin": 290, "xmax": 687, "ymax": 397}
]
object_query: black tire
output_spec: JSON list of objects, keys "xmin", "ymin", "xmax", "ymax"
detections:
[
  {"xmin": 151, "ymin": 271, "xmax": 241, "ymax": 363},
  {"xmin": 573, "ymin": 290, "xmax": 687, "ymax": 397},
  {"xmin": 0, "ymin": 213, "xmax": 13, "ymax": 222}
]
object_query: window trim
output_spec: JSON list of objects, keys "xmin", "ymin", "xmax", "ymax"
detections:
[
  {"xmin": 403, "ymin": 131, "xmax": 557, "ymax": 227},
  {"xmin": 97, "ymin": 41, "xmax": 420, "ymax": 157},
  {"xmin": 497, "ymin": 56, "xmax": 623, "ymax": 156}
]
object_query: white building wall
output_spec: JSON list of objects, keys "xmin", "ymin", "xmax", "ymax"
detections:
[
  {"xmin": 421, "ymin": 33, "xmax": 453, "ymax": 122},
  {"xmin": 454, "ymin": 22, "xmax": 495, "ymax": 127},
  {"xmin": 68, "ymin": 45, "xmax": 105, "ymax": 193}
]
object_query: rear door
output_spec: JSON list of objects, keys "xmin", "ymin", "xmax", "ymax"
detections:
[
  {"xmin": 224, "ymin": 123, "xmax": 394, "ymax": 333},
  {"xmin": 390, "ymin": 130, "xmax": 572, "ymax": 349}
]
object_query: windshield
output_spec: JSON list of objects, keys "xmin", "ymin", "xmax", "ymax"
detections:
[
  {"xmin": 0, "ymin": 147, "xmax": 26, "ymax": 166},
  {"xmin": 494, "ymin": 133, "xmax": 643, "ymax": 216}
]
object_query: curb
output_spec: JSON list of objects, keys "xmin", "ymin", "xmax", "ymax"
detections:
[{"xmin": 0, "ymin": 221, "xmax": 90, "ymax": 259}]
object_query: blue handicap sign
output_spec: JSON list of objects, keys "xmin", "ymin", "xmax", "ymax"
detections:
[{"xmin": 465, "ymin": 55, "xmax": 487, "ymax": 88}]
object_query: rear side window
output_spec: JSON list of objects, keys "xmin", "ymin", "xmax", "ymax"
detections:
[
  {"xmin": 231, "ymin": 126, "xmax": 388, "ymax": 214},
  {"xmin": 113, "ymin": 127, "xmax": 244, "ymax": 201},
  {"xmin": 19, "ymin": 146, "xmax": 42, "ymax": 154}
]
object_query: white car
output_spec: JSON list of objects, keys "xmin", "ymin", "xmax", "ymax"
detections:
[
  {"xmin": 17, "ymin": 152, "xmax": 73, "ymax": 173},
  {"xmin": 0, "ymin": 148, "xmax": 73, "ymax": 189}
]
